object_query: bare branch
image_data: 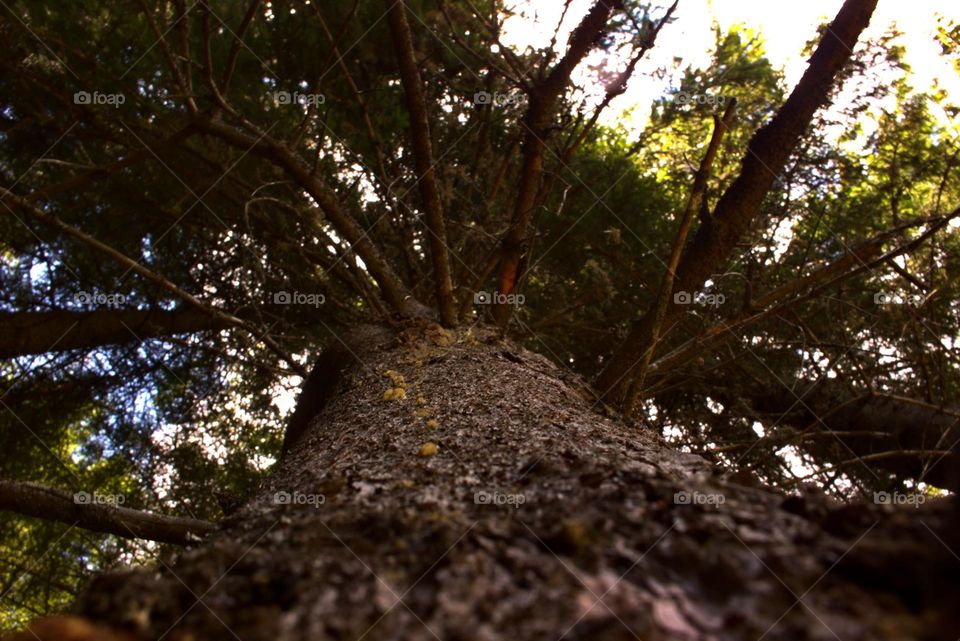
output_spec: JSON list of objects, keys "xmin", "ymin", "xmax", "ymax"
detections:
[
  {"xmin": 0, "ymin": 189, "xmax": 306, "ymax": 375},
  {"xmin": 623, "ymin": 99, "xmax": 738, "ymax": 412},
  {"xmin": 645, "ymin": 208, "xmax": 960, "ymax": 389},
  {"xmin": 0, "ymin": 308, "xmax": 233, "ymax": 359},
  {"xmin": 196, "ymin": 117, "xmax": 424, "ymax": 318},
  {"xmin": 384, "ymin": 0, "xmax": 457, "ymax": 326},
  {"xmin": 220, "ymin": 0, "xmax": 263, "ymax": 95},
  {"xmin": 0, "ymin": 480, "xmax": 216, "ymax": 546},
  {"xmin": 24, "ymin": 125, "xmax": 199, "ymax": 202},
  {"xmin": 137, "ymin": 0, "xmax": 198, "ymax": 114},
  {"xmin": 492, "ymin": 0, "xmax": 625, "ymax": 328}
]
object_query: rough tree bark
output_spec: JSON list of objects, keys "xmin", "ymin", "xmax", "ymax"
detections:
[{"xmin": 14, "ymin": 325, "xmax": 958, "ymax": 641}]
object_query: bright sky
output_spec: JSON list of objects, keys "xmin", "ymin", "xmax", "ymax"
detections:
[{"xmin": 502, "ymin": 0, "xmax": 959, "ymax": 131}]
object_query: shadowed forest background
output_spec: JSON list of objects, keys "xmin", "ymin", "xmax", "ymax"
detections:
[{"xmin": 0, "ymin": 0, "xmax": 959, "ymax": 638}]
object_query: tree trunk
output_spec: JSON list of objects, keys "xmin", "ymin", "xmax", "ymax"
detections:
[{"xmin": 26, "ymin": 325, "xmax": 959, "ymax": 640}]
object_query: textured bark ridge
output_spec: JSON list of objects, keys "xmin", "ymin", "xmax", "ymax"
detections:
[{"xmin": 72, "ymin": 325, "xmax": 958, "ymax": 640}]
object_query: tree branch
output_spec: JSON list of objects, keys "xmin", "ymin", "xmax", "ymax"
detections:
[
  {"xmin": 492, "ymin": 0, "xmax": 624, "ymax": 328},
  {"xmin": 0, "ymin": 189, "xmax": 306, "ymax": 375},
  {"xmin": 195, "ymin": 117, "xmax": 424, "ymax": 318},
  {"xmin": 561, "ymin": 1, "xmax": 678, "ymax": 161},
  {"xmin": 137, "ymin": 0, "xmax": 198, "ymax": 114},
  {"xmin": 219, "ymin": 0, "xmax": 262, "ymax": 95},
  {"xmin": 645, "ymin": 207, "xmax": 960, "ymax": 389},
  {"xmin": 717, "ymin": 381, "xmax": 960, "ymax": 490},
  {"xmin": 0, "ymin": 480, "xmax": 216, "ymax": 546},
  {"xmin": 384, "ymin": 0, "xmax": 457, "ymax": 326},
  {"xmin": 623, "ymin": 99, "xmax": 737, "ymax": 412},
  {"xmin": 0, "ymin": 308, "xmax": 234, "ymax": 359},
  {"xmin": 596, "ymin": 0, "xmax": 880, "ymax": 403},
  {"xmin": 23, "ymin": 125, "xmax": 198, "ymax": 202}
]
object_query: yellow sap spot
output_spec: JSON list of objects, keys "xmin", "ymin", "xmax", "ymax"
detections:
[
  {"xmin": 419, "ymin": 442, "xmax": 438, "ymax": 457},
  {"xmin": 383, "ymin": 387, "xmax": 406, "ymax": 401},
  {"xmin": 384, "ymin": 369, "xmax": 406, "ymax": 388},
  {"xmin": 426, "ymin": 419, "xmax": 439, "ymax": 429}
]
